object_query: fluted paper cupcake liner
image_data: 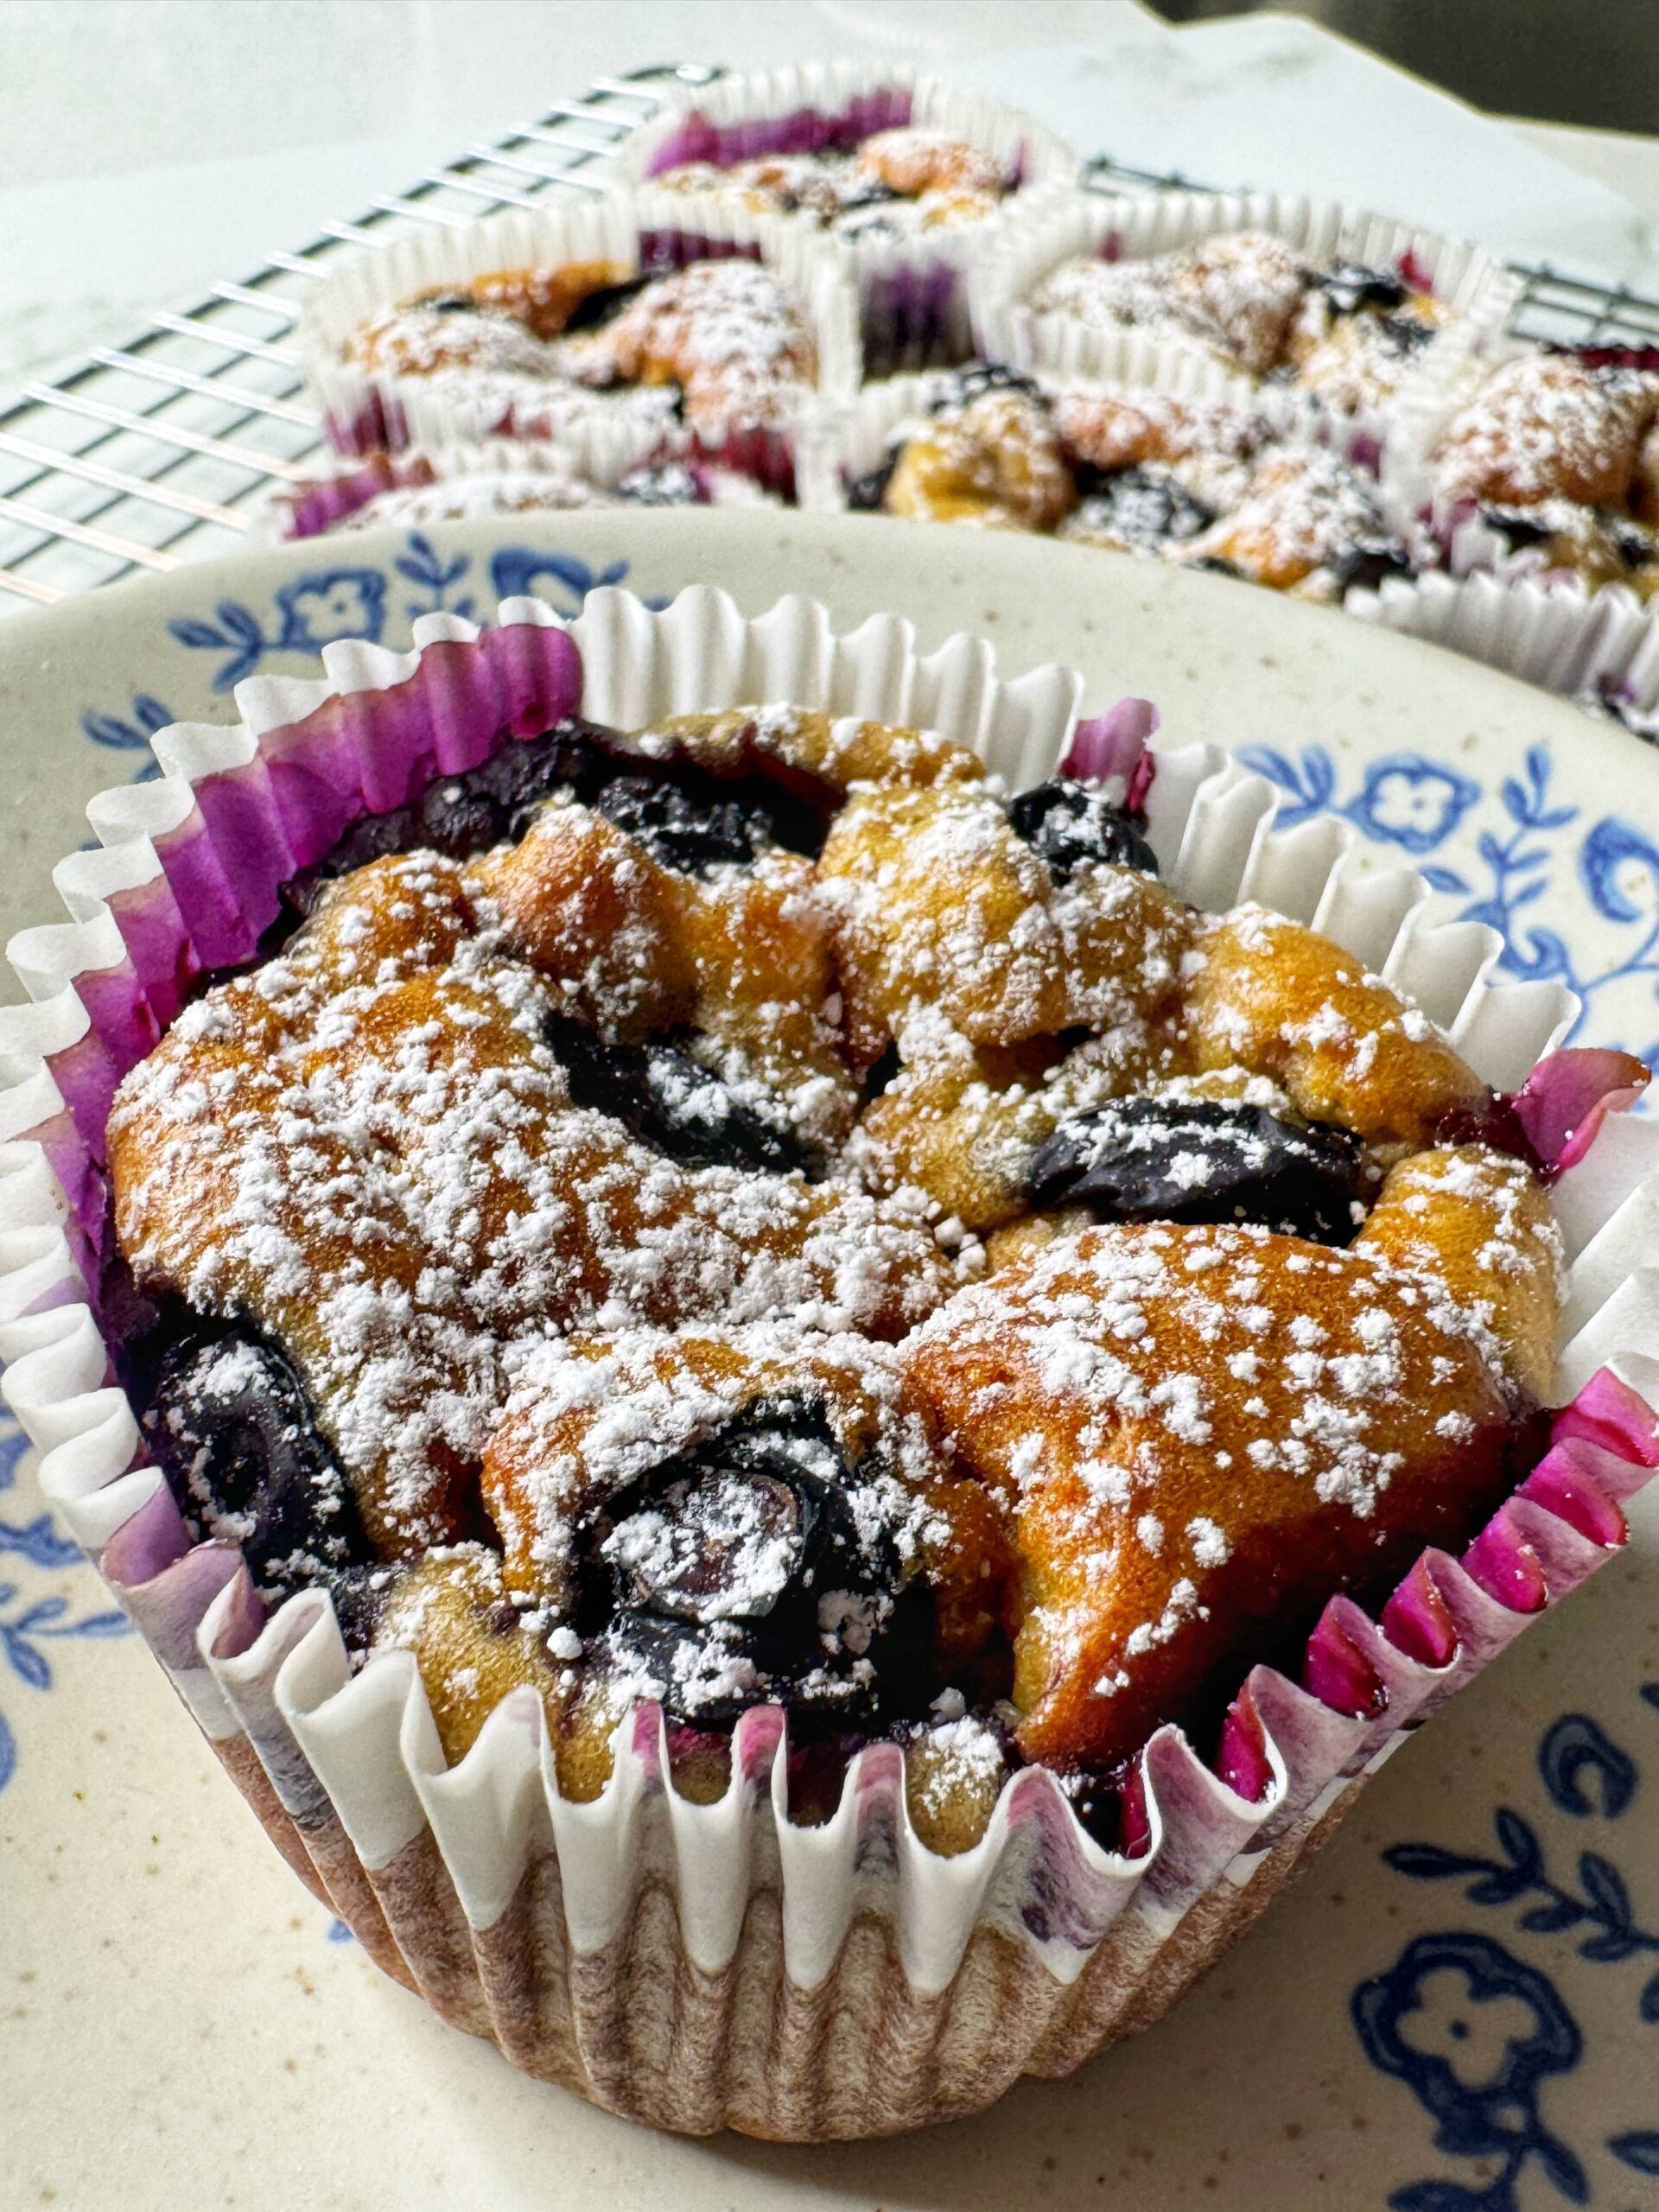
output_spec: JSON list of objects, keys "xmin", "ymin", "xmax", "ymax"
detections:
[
  {"xmin": 3, "ymin": 588, "xmax": 1658, "ymax": 2140},
  {"xmin": 296, "ymin": 194, "xmax": 861, "ymax": 495},
  {"xmin": 969, "ymin": 187, "xmax": 1520, "ymax": 448},
  {"xmin": 609, "ymin": 62, "xmax": 1078, "ymax": 378},
  {"xmin": 1344, "ymin": 565, "xmax": 1659, "ymax": 713}
]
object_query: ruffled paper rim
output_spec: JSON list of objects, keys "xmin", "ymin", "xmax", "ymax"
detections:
[
  {"xmin": 1345, "ymin": 563, "xmax": 1659, "ymax": 718},
  {"xmin": 3, "ymin": 585, "xmax": 1657, "ymax": 2005}
]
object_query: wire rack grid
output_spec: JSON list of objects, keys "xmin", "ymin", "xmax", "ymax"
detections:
[
  {"xmin": 0, "ymin": 64, "xmax": 723, "ymax": 613},
  {"xmin": 3, "ymin": 85, "xmax": 1658, "ymax": 616}
]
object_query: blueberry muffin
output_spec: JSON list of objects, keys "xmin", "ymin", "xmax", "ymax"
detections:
[
  {"xmin": 843, "ymin": 367, "xmax": 1421, "ymax": 600},
  {"xmin": 1429, "ymin": 352, "xmax": 1659, "ymax": 599},
  {"xmin": 1027, "ymin": 233, "xmax": 1450, "ymax": 412},
  {"xmin": 104, "ymin": 701, "xmax": 1569, "ymax": 1853},
  {"xmin": 334, "ymin": 253, "xmax": 824, "ymax": 487}
]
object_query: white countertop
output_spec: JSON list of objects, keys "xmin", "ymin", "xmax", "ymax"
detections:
[{"xmin": 3, "ymin": 0, "xmax": 1659, "ymax": 396}]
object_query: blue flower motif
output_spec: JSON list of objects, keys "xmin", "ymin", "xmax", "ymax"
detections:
[
  {"xmin": 1580, "ymin": 817, "xmax": 1659, "ymax": 928},
  {"xmin": 1537, "ymin": 1713, "xmax": 1637, "ymax": 1821},
  {"xmin": 1346, "ymin": 756, "xmax": 1482, "ymax": 855},
  {"xmin": 0, "ymin": 1414, "xmax": 131, "ymax": 1793},
  {"xmin": 77, "ymin": 692, "xmax": 173, "ymax": 784},
  {"xmin": 489, "ymin": 548, "xmax": 634, "ymax": 610},
  {"xmin": 1354, "ymin": 1930, "xmax": 1585, "ymax": 2209},
  {"xmin": 394, "ymin": 532, "xmax": 474, "ymax": 620},
  {"xmin": 274, "ymin": 569, "xmax": 386, "ymax": 653}
]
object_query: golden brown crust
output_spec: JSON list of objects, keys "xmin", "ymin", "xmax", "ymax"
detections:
[
  {"xmin": 817, "ymin": 780, "xmax": 1192, "ymax": 1063},
  {"xmin": 375, "ymin": 1544, "xmax": 567, "ymax": 1763},
  {"xmin": 1354, "ymin": 1145, "xmax": 1560, "ymax": 1402},
  {"xmin": 882, "ymin": 390, "xmax": 1075, "ymax": 531},
  {"xmin": 903, "ymin": 1198, "xmax": 1551, "ymax": 1769},
  {"xmin": 107, "ymin": 838, "xmax": 953, "ymax": 1553},
  {"xmin": 1183, "ymin": 907, "xmax": 1488, "ymax": 1144},
  {"xmin": 107, "ymin": 699, "xmax": 1565, "ymax": 1808},
  {"xmin": 446, "ymin": 263, "xmax": 632, "ymax": 343},
  {"xmin": 1435, "ymin": 355, "xmax": 1659, "ymax": 511}
]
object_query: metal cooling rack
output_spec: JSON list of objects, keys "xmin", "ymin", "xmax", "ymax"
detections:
[
  {"xmin": 3, "ymin": 87, "xmax": 1658, "ymax": 615},
  {"xmin": 0, "ymin": 64, "xmax": 724, "ymax": 612}
]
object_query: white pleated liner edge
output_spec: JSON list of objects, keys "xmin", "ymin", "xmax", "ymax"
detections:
[
  {"xmin": 969, "ymin": 188, "xmax": 1521, "ymax": 426},
  {"xmin": 295, "ymin": 193, "xmax": 864, "ymax": 455},
  {"xmin": 3, "ymin": 586, "xmax": 1659, "ymax": 2004},
  {"xmin": 1347, "ymin": 566, "xmax": 1659, "ymax": 709}
]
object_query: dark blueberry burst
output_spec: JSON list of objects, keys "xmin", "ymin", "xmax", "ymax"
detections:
[
  {"xmin": 142, "ymin": 1326, "xmax": 381, "ymax": 1637},
  {"xmin": 582, "ymin": 1400, "xmax": 928, "ymax": 1727},
  {"xmin": 1026, "ymin": 1096, "xmax": 1370, "ymax": 1243},
  {"xmin": 1009, "ymin": 779, "xmax": 1159, "ymax": 881}
]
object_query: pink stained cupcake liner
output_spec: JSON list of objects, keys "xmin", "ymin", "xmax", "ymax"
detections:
[
  {"xmin": 271, "ymin": 438, "xmax": 782, "ymax": 542},
  {"xmin": 2, "ymin": 587, "xmax": 1657, "ymax": 2140},
  {"xmin": 612, "ymin": 62, "xmax": 1079, "ymax": 378}
]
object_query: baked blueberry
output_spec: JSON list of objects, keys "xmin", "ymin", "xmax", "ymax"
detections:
[
  {"xmin": 1068, "ymin": 464, "xmax": 1215, "ymax": 551},
  {"xmin": 543, "ymin": 1013, "xmax": 815, "ymax": 1176},
  {"xmin": 1025, "ymin": 1096, "xmax": 1370, "ymax": 1242},
  {"xmin": 1377, "ymin": 313, "xmax": 1435, "ymax": 356},
  {"xmin": 1332, "ymin": 537, "xmax": 1418, "ymax": 594},
  {"xmin": 1008, "ymin": 779, "xmax": 1159, "ymax": 880},
  {"xmin": 1316, "ymin": 262, "xmax": 1409, "ymax": 316},
  {"xmin": 557, "ymin": 272, "xmax": 657, "ymax": 334},
  {"xmin": 142, "ymin": 1328, "xmax": 373, "ymax": 1603},
  {"xmin": 1477, "ymin": 505, "xmax": 1555, "ymax": 554},
  {"xmin": 278, "ymin": 721, "xmax": 624, "ymax": 923},
  {"xmin": 831, "ymin": 178, "xmax": 905, "ymax": 218},
  {"xmin": 416, "ymin": 290, "xmax": 502, "ymax": 317},
  {"xmin": 615, "ymin": 460, "xmax": 708, "ymax": 505},
  {"xmin": 846, "ymin": 448, "xmax": 901, "ymax": 512},
  {"xmin": 582, "ymin": 1399, "xmax": 926, "ymax": 1726},
  {"xmin": 592, "ymin": 772, "xmax": 772, "ymax": 874}
]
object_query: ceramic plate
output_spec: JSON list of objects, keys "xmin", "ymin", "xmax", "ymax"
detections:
[{"xmin": 5, "ymin": 512, "xmax": 1659, "ymax": 2212}]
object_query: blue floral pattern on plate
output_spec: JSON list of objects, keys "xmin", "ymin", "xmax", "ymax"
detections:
[
  {"xmin": 1357, "ymin": 1690, "xmax": 1659, "ymax": 2206},
  {"xmin": 0, "ymin": 1415, "xmax": 130, "ymax": 1792},
  {"xmin": 159, "ymin": 540, "xmax": 643, "ymax": 691},
  {"xmin": 1240, "ymin": 741, "xmax": 1659, "ymax": 1065}
]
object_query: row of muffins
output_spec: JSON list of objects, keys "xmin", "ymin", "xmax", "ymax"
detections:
[{"xmin": 286, "ymin": 65, "xmax": 1659, "ymax": 625}]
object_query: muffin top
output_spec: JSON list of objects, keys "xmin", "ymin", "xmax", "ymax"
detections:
[
  {"xmin": 340, "ymin": 256, "xmax": 823, "ymax": 442},
  {"xmin": 847, "ymin": 366, "xmax": 1421, "ymax": 600},
  {"xmin": 1027, "ymin": 232, "xmax": 1449, "ymax": 411},
  {"xmin": 1429, "ymin": 353, "xmax": 1659, "ymax": 600},
  {"xmin": 106, "ymin": 699, "xmax": 1568, "ymax": 1834},
  {"xmin": 651, "ymin": 126, "xmax": 1017, "ymax": 238}
]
